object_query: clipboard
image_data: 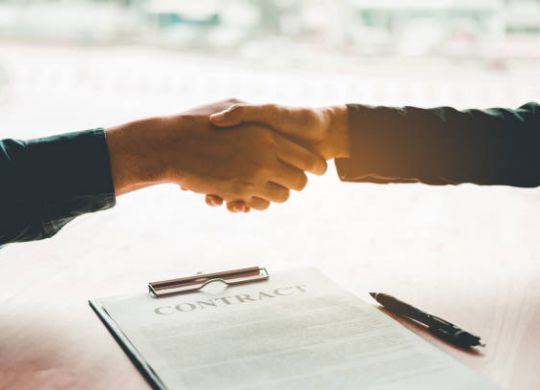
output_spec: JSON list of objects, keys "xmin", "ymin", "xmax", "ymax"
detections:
[
  {"xmin": 89, "ymin": 266, "xmax": 269, "ymax": 390},
  {"xmin": 89, "ymin": 266, "xmax": 496, "ymax": 390},
  {"xmin": 148, "ymin": 266, "xmax": 269, "ymax": 297}
]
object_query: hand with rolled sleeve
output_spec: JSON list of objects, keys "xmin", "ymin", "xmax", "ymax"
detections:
[
  {"xmin": 206, "ymin": 103, "xmax": 348, "ymax": 211},
  {"xmin": 107, "ymin": 100, "xmax": 326, "ymax": 208},
  {"xmin": 0, "ymin": 99, "xmax": 327, "ymax": 245},
  {"xmin": 207, "ymin": 101, "xmax": 540, "ymax": 211}
]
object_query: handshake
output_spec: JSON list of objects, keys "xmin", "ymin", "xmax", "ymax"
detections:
[
  {"xmin": 107, "ymin": 99, "xmax": 349, "ymax": 212},
  {"xmin": 3, "ymin": 98, "xmax": 535, "ymax": 245}
]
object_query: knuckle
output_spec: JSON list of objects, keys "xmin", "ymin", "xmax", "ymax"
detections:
[
  {"xmin": 300, "ymin": 107, "xmax": 312, "ymax": 118},
  {"xmin": 260, "ymin": 103, "xmax": 281, "ymax": 116},
  {"xmin": 299, "ymin": 107, "xmax": 315, "ymax": 123}
]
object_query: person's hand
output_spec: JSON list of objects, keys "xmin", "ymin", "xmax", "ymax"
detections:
[
  {"xmin": 205, "ymin": 103, "xmax": 349, "ymax": 211},
  {"xmin": 210, "ymin": 103, "xmax": 349, "ymax": 159},
  {"xmin": 106, "ymin": 99, "xmax": 328, "ymax": 211}
]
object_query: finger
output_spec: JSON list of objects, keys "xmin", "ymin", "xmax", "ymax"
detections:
[
  {"xmin": 274, "ymin": 135, "xmax": 327, "ymax": 175},
  {"xmin": 255, "ymin": 182, "xmax": 290, "ymax": 203},
  {"xmin": 245, "ymin": 197, "xmax": 270, "ymax": 211},
  {"xmin": 210, "ymin": 103, "xmax": 288, "ymax": 129},
  {"xmin": 267, "ymin": 162, "xmax": 308, "ymax": 191},
  {"xmin": 227, "ymin": 200, "xmax": 250, "ymax": 213},
  {"xmin": 205, "ymin": 194, "xmax": 223, "ymax": 207}
]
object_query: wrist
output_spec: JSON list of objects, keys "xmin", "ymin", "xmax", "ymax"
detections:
[
  {"xmin": 106, "ymin": 118, "xmax": 169, "ymax": 196},
  {"xmin": 323, "ymin": 105, "xmax": 349, "ymax": 159}
]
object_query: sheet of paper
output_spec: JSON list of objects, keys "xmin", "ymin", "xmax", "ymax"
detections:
[{"xmin": 92, "ymin": 268, "xmax": 496, "ymax": 389}]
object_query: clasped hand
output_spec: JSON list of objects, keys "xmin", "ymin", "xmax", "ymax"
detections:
[
  {"xmin": 106, "ymin": 99, "xmax": 348, "ymax": 212},
  {"xmin": 206, "ymin": 101, "xmax": 349, "ymax": 212}
]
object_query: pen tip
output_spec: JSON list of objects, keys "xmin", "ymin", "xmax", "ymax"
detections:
[{"xmin": 369, "ymin": 292, "xmax": 377, "ymax": 299}]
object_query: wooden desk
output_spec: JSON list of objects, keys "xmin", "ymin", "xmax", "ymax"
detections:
[{"xmin": 1, "ymin": 176, "xmax": 539, "ymax": 389}]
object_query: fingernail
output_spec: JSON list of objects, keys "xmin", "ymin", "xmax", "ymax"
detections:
[{"xmin": 210, "ymin": 113, "xmax": 225, "ymax": 122}]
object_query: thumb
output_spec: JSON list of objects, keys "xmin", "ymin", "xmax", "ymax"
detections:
[
  {"xmin": 209, "ymin": 106, "xmax": 244, "ymax": 127},
  {"xmin": 210, "ymin": 103, "xmax": 286, "ymax": 129}
]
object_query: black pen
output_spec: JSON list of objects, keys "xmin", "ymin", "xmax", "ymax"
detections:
[{"xmin": 370, "ymin": 292, "xmax": 485, "ymax": 349}]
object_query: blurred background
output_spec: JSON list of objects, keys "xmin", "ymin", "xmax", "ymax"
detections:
[
  {"xmin": 1, "ymin": 0, "xmax": 540, "ymax": 59},
  {"xmin": 1, "ymin": 1, "xmax": 540, "ymax": 289},
  {"xmin": 1, "ymin": 0, "xmax": 540, "ymax": 141}
]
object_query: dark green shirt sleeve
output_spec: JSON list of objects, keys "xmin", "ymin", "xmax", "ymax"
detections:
[
  {"xmin": 0, "ymin": 129, "xmax": 116, "ymax": 245},
  {"xmin": 335, "ymin": 102, "xmax": 540, "ymax": 187}
]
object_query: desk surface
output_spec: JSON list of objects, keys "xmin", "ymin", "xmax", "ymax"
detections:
[{"xmin": 1, "ymin": 176, "xmax": 539, "ymax": 390}]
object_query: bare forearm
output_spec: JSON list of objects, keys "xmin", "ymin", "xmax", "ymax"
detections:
[{"xmin": 106, "ymin": 118, "xmax": 172, "ymax": 196}]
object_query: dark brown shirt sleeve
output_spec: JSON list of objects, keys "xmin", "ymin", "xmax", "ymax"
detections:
[{"xmin": 335, "ymin": 102, "xmax": 540, "ymax": 187}]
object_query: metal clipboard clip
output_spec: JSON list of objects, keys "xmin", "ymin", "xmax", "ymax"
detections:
[{"xmin": 148, "ymin": 266, "xmax": 269, "ymax": 297}]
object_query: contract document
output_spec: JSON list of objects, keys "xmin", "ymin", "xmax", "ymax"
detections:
[{"xmin": 90, "ymin": 268, "xmax": 496, "ymax": 389}]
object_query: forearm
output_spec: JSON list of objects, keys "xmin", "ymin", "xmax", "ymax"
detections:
[
  {"xmin": 335, "ymin": 102, "xmax": 540, "ymax": 187},
  {"xmin": 0, "ymin": 129, "xmax": 116, "ymax": 245},
  {"xmin": 106, "ymin": 118, "xmax": 170, "ymax": 196}
]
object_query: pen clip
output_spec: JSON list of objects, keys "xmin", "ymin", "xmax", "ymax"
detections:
[{"xmin": 428, "ymin": 325, "xmax": 484, "ymax": 348}]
